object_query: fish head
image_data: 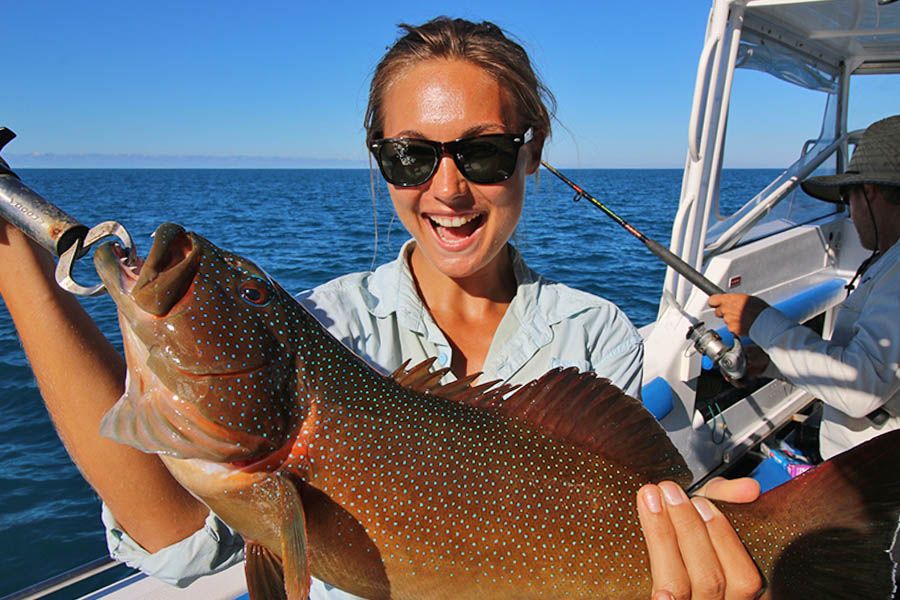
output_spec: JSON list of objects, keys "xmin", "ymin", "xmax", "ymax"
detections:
[{"xmin": 95, "ymin": 222, "xmax": 305, "ymax": 465}]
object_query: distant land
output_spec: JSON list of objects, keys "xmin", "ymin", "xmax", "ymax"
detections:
[{"xmin": 6, "ymin": 153, "xmax": 370, "ymax": 169}]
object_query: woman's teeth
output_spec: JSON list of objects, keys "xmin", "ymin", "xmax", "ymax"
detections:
[
  {"xmin": 429, "ymin": 214, "xmax": 479, "ymax": 228},
  {"xmin": 428, "ymin": 213, "xmax": 483, "ymax": 243}
]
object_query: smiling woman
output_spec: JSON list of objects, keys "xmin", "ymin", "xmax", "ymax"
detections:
[{"xmin": 0, "ymin": 15, "xmax": 763, "ymax": 600}]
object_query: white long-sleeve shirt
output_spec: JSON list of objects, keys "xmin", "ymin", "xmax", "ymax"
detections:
[{"xmin": 749, "ymin": 240, "xmax": 900, "ymax": 460}]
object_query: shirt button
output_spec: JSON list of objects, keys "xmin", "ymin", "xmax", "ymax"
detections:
[{"xmin": 438, "ymin": 353, "xmax": 449, "ymax": 365}]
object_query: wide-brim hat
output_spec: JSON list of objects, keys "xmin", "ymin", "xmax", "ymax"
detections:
[{"xmin": 801, "ymin": 114, "xmax": 900, "ymax": 203}]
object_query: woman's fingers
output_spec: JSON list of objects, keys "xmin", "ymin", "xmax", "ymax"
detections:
[
  {"xmin": 640, "ymin": 482, "xmax": 726, "ymax": 599},
  {"xmin": 691, "ymin": 497, "xmax": 764, "ymax": 599},
  {"xmin": 658, "ymin": 481, "xmax": 727, "ymax": 599},
  {"xmin": 638, "ymin": 484, "xmax": 691, "ymax": 598},
  {"xmin": 640, "ymin": 481, "xmax": 764, "ymax": 600}
]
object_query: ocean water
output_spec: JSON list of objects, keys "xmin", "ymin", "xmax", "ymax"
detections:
[{"xmin": 0, "ymin": 168, "xmax": 778, "ymax": 596}]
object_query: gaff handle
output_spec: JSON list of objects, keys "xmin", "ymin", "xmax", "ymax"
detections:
[
  {"xmin": 0, "ymin": 127, "xmax": 136, "ymax": 296},
  {"xmin": 0, "ymin": 128, "xmax": 89, "ymax": 258}
]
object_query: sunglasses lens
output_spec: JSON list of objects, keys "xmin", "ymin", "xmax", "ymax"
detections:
[
  {"xmin": 373, "ymin": 131, "xmax": 527, "ymax": 186},
  {"xmin": 456, "ymin": 137, "xmax": 519, "ymax": 184},
  {"xmin": 377, "ymin": 140, "xmax": 438, "ymax": 186}
]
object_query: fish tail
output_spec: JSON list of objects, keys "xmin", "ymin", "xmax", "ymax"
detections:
[{"xmin": 721, "ymin": 430, "xmax": 900, "ymax": 600}]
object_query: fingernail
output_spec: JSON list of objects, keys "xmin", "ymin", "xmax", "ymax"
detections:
[
  {"xmin": 642, "ymin": 486, "xmax": 662, "ymax": 514},
  {"xmin": 654, "ymin": 591, "xmax": 675, "ymax": 600},
  {"xmin": 692, "ymin": 496, "xmax": 716, "ymax": 522},
  {"xmin": 660, "ymin": 481, "xmax": 686, "ymax": 506}
]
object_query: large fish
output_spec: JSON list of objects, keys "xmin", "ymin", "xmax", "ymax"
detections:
[{"xmin": 95, "ymin": 223, "xmax": 900, "ymax": 600}]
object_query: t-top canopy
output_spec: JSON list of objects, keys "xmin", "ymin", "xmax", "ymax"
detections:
[{"xmin": 739, "ymin": 0, "xmax": 900, "ymax": 90}]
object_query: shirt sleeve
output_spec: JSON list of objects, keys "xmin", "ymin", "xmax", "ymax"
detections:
[
  {"xmin": 102, "ymin": 504, "xmax": 245, "ymax": 588},
  {"xmin": 588, "ymin": 307, "xmax": 645, "ymax": 399},
  {"xmin": 749, "ymin": 288, "xmax": 900, "ymax": 419}
]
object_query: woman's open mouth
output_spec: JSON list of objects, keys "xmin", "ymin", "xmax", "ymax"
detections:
[{"xmin": 427, "ymin": 213, "xmax": 485, "ymax": 246}]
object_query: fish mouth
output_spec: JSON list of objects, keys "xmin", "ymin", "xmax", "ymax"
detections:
[{"xmin": 96, "ymin": 223, "xmax": 201, "ymax": 317}]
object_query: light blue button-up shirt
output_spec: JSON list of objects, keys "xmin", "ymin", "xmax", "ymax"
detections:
[
  {"xmin": 300, "ymin": 240, "xmax": 643, "ymax": 392},
  {"xmin": 104, "ymin": 240, "xmax": 643, "ymax": 596}
]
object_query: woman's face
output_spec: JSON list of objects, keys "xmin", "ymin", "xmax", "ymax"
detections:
[{"xmin": 380, "ymin": 59, "xmax": 538, "ymax": 282}]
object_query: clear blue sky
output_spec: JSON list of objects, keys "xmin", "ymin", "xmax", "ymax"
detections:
[{"xmin": 4, "ymin": 1, "xmax": 897, "ymax": 168}]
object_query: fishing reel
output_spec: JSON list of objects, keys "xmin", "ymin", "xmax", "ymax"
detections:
[{"xmin": 686, "ymin": 322, "xmax": 747, "ymax": 382}]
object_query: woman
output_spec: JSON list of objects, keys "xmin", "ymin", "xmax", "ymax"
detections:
[{"xmin": 0, "ymin": 17, "xmax": 761, "ymax": 600}]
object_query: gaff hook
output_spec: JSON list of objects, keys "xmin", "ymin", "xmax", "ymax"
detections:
[{"xmin": 55, "ymin": 222, "xmax": 135, "ymax": 296}]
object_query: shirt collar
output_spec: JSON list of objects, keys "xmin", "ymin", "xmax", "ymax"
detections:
[
  {"xmin": 365, "ymin": 237, "xmax": 593, "ymax": 323},
  {"xmin": 367, "ymin": 239, "xmax": 423, "ymax": 327}
]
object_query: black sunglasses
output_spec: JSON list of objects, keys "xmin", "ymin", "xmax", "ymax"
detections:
[{"xmin": 369, "ymin": 128, "xmax": 533, "ymax": 187}]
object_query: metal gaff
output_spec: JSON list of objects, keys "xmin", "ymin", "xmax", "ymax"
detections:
[{"xmin": 0, "ymin": 128, "xmax": 135, "ymax": 296}]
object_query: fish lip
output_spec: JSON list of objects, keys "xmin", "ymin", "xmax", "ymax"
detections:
[
  {"xmin": 131, "ymin": 223, "xmax": 202, "ymax": 317},
  {"xmin": 94, "ymin": 223, "xmax": 200, "ymax": 317}
]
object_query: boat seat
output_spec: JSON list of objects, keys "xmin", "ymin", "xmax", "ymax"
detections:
[{"xmin": 641, "ymin": 376, "xmax": 675, "ymax": 421}]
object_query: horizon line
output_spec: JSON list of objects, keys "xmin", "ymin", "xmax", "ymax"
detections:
[{"xmin": 6, "ymin": 154, "xmax": 781, "ymax": 170}]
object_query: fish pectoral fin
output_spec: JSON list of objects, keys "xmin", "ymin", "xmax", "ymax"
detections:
[
  {"xmin": 276, "ymin": 474, "xmax": 311, "ymax": 600},
  {"xmin": 245, "ymin": 542, "xmax": 287, "ymax": 600},
  {"xmin": 243, "ymin": 475, "xmax": 310, "ymax": 600}
]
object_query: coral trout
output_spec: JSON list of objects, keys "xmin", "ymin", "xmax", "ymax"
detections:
[{"xmin": 95, "ymin": 223, "xmax": 900, "ymax": 599}]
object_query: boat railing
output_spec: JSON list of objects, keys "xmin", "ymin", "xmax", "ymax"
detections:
[
  {"xmin": 688, "ymin": 33, "xmax": 720, "ymax": 163},
  {"xmin": 702, "ymin": 132, "xmax": 856, "ymax": 259},
  {"xmin": 0, "ymin": 558, "xmax": 123, "ymax": 600}
]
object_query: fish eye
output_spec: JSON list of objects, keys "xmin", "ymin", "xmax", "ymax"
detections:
[{"xmin": 239, "ymin": 277, "xmax": 271, "ymax": 306}]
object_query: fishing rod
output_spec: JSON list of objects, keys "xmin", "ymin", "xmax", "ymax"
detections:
[
  {"xmin": 542, "ymin": 161, "xmax": 724, "ymax": 295},
  {"xmin": 541, "ymin": 161, "xmax": 746, "ymax": 380}
]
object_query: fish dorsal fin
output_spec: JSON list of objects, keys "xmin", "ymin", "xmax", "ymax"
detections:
[
  {"xmin": 489, "ymin": 368, "xmax": 691, "ymax": 485},
  {"xmin": 392, "ymin": 360, "xmax": 691, "ymax": 486},
  {"xmin": 390, "ymin": 358, "xmax": 516, "ymax": 407}
]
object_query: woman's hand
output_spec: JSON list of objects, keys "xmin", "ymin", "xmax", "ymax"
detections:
[
  {"xmin": 708, "ymin": 294, "xmax": 769, "ymax": 337},
  {"xmin": 0, "ymin": 215, "xmax": 207, "ymax": 552},
  {"xmin": 638, "ymin": 477, "xmax": 763, "ymax": 599}
]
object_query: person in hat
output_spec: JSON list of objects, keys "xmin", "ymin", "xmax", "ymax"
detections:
[{"xmin": 708, "ymin": 114, "xmax": 900, "ymax": 461}]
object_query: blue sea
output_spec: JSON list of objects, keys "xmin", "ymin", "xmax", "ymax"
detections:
[{"xmin": 0, "ymin": 168, "xmax": 777, "ymax": 597}]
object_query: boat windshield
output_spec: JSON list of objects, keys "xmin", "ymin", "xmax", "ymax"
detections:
[
  {"xmin": 705, "ymin": 76, "xmax": 843, "ymax": 251},
  {"xmin": 736, "ymin": 29, "xmax": 838, "ymax": 94}
]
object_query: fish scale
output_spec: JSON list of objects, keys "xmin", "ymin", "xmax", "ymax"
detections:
[
  {"xmin": 292, "ymin": 346, "xmax": 651, "ymax": 597},
  {"xmin": 94, "ymin": 223, "xmax": 900, "ymax": 600}
]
